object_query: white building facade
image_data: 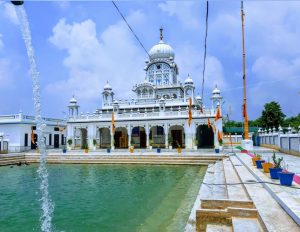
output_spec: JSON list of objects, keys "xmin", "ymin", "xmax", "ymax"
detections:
[
  {"xmin": 67, "ymin": 30, "xmax": 223, "ymax": 150},
  {"xmin": 0, "ymin": 112, "xmax": 67, "ymax": 153}
]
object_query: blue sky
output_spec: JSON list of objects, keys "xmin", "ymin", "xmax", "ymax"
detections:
[{"xmin": 0, "ymin": 1, "xmax": 299, "ymax": 121}]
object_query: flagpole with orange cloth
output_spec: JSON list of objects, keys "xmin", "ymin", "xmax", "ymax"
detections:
[
  {"xmin": 241, "ymin": 1, "xmax": 249, "ymax": 140},
  {"xmin": 188, "ymin": 97, "xmax": 192, "ymax": 127},
  {"xmin": 215, "ymin": 106, "xmax": 221, "ymax": 121},
  {"xmin": 111, "ymin": 112, "xmax": 115, "ymax": 135},
  {"xmin": 31, "ymin": 128, "xmax": 35, "ymax": 144},
  {"xmin": 207, "ymin": 118, "xmax": 211, "ymax": 128}
]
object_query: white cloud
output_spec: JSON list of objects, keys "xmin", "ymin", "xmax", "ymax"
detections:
[
  {"xmin": 47, "ymin": 11, "xmax": 146, "ymax": 109},
  {"xmin": 0, "ymin": 58, "xmax": 13, "ymax": 88},
  {"xmin": 175, "ymin": 43, "xmax": 226, "ymax": 95},
  {"xmin": 158, "ymin": 1, "xmax": 200, "ymax": 29},
  {"xmin": 3, "ymin": 3, "xmax": 19, "ymax": 25},
  {"xmin": 53, "ymin": 1, "xmax": 70, "ymax": 10},
  {"xmin": 0, "ymin": 34, "xmax": 3, "ymax": 50}
]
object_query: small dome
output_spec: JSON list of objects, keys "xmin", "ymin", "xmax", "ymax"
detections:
[
  {"xmin": 184, "ymin": 75, "xmax": 194, "ymax": 85},
  {"xmin": 104, "ymin": 81, "xmax": 112, "ymax": 90},
  {"xmin": 149, "ymin": 40, "xmax": 175, "ymax": 60},
  {"xmin": 212, "ymin": 86, "xmax": 221, "ymax": 94},
  {"xmin": 69, "ymin": 96, "xmax": 77, "ymax": 103},
  {"xmin": 195, "ymin": 95, "xmax": 202, "ymax": 101}
]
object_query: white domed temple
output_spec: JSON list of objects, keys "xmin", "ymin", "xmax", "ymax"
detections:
[{"xmin": 67, "ymin": 29, "xmax": 223, "ymax": 150}]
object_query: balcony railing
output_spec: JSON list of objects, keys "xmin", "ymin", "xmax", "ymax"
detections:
[{"xmin": 69, "ymin": 109, "xmax": 215, "ymax": 122}]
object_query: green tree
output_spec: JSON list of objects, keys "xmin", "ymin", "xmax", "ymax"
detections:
[
  {"xmin": 260, "ymin": 102, "xmax": 285, "ymax": 129},
  {"xmin": 283, "ymin": 113, "xmax": 300, "ymax": 129}
]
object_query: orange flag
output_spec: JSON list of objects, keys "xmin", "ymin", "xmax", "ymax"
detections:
[
  {"xmin": 208, "ymin": 118, "xmax": 211, "ymax": 128},
  {"xmin": 188, "ymin": 97, "xmax": 192, "ymax": 127},
  {"xmin": 215, "ymin": 106, "xmax": 221, "ymax": 121},
  {"xmin": 111, "ymin": 112, "xmax": 115, "ymax": 134},
  {"xmin": 31, "ymin": 128, "xmax": 35, "ymax": 144},
  {"xmin": 218, "ymin": 131, "xmax": 222, "ymax": 141}
]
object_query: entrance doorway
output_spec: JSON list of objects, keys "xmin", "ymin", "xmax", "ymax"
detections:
[
  {"xmin": 54, "ymin": 134, "xmax": 59, "ymax": 148},
  {"xmin": 172, "ymin": 130, "xmax": 182, "ymax": 148},
  {"xmin": 196, "ymin": 125, "xmax": 214, "ymax": 148},
  {"xmin": 131, "ymin": 127, "xmax": 146, "ymax": 148},
  {"xmin": 99, "ymin": 128, "xmax": 111, "ymax": 148},
  {"xmin": 114, "ymin": 127, "xmax": 128, "ymax": 148},
  {"xmin": 169, "ymin": 125, "xmax": 185, "ymax": 148},
  {"xmin": 31, "ymin": 134, "xmax": 38, "ymax": 150}
]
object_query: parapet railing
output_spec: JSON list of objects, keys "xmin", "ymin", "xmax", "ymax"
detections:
[
  {"xmin": 0, "ymin": 114, "xmax": 66, "ymax": 125},
  {"xmin": 69, "ymin": 109, "xmax": 216, "ymax": 121}
]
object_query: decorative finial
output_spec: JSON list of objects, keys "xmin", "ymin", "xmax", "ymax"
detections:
[{"xmin": 160, "ymin": 27, "xmax": 163, "ymax": 41}]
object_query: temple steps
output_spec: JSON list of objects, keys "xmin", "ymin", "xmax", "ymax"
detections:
[
  {"xmin": 24, "ymin": 154, "xmax": 223, "ymax": 165},
  {"xmin": 206, "ymin": 224, "xmax": 232, "ymax": 232},
  {"xmin": 0, "ymin": 154, "xmax": 25, "ymax": 166},
  {"xmin": 232, "ymin": 217, "xmax": 263, "ymax": 232},
  {"xmin": 191, "ymin": 155, "xmax": 269, "ymax": 232}
]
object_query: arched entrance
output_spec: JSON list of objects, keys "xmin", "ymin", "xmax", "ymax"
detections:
[
  {"xmin": 80, "ymin": 128, "xmax": 88, "ymax": 149},
  {"xmin": 99, "ymin": 128, "xmax": 111, "ymax": 148},
  {"xmin": 169, "ymin": 125, "xmax": 185, "ymax": 148},
  {"xmin": 150, "ymin": 126, "xmax": 165, "ymax": 148},
  {"xmin": 114, "ymin": 127, "xmax": 128, "ymax": 148},
  {"xmin": 196, "ymin": 125, "xmax": 214, "ymax": 148},
  {"xmin": 131, "ymin": 126, "xmax": 146, "ymax": 148}
]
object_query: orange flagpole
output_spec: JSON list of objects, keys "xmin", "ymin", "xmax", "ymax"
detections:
[
  {"xmin": 112, "ymin": 112, "xmax": 115, "ymax": 135},
  {"xmin": 31, "ymin": 128, "xmax": 35, "ymax": 144},
  {"xmin": 188, "ymin": 97, "xmax": 192, "ymax": 127},
  {"xmin": 214, "ymin": 106, "xmax": 221, "ymax": 121},
  {"xmin": 241, "ymin": 1, "xmax": 249, "ymax": 140}
]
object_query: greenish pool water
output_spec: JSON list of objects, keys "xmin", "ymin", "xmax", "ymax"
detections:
[{"xmin": 0, "ymin": 164, "xmax": 206, "ymax": 232}]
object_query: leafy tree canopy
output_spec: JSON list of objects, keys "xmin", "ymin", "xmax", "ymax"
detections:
[{"xmin": 260, "ymin": 101, "xmax": 285, "ymax": 129}]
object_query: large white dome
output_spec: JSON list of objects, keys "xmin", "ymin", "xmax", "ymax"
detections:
[{"xmin": 149, "ymin": 40, "xmax": 175, "ymax": 60}]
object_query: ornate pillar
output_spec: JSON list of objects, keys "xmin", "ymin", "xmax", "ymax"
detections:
[
  {"xmin": 146, "ymin": 123, "xmax": 150, "ymax": 148},
  {"xmin": 184, "ymin": 122, "xmax": 194, "ymax": 149},
  {"xmin": 110, "ymin": 126, "xmax": 115, "ymax": 150},
  {"xmin": 127, "ymin": 125, "xmax": 132, "ymax": 148},
  {"xmin": 88, "ymin": 124, "xmax": 96, "ymax": 149},
  {"xmin": 164, "ymin": 123, "xmax": 168, "ymax": 148},
  {"xmin": 0, "ymin": 135, "xmax": 3, "ymax": 151}
]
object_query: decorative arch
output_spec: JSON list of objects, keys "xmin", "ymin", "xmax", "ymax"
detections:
[
  {"xmin": 196, "ymin": 124, "xmax": 214, "ymax": 148},
  {"xmin": 131, "ymin": 126, "xmax": 146, "ymax": 148},
  {"xmin": 114, "ymin": 127, "xmax": 128, "ymax": 148},
  {"xmin": 80, "ymin": 128, "xmax": 88, "ymax": 149},
  {"xmin": 149, "ymin": 126, "xmax": 165, "ymax": 148},
  {"xmin": 99, "ymin": 127, "xmax": 111, "ymax": 148},
  {"xmin": 169, "ymin": 125, "xmax": 185, "ymax": 148}
]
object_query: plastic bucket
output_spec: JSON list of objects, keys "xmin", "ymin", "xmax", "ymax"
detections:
[
  {"xmin": 278, "ymin": 172, "xmax": 295, "ymax": 186},
  {"xmin": 269, "ymin": 168, "xmax": 282, "ymax": 179},
  {"xmin": 256, "ymin": 160, "xmax": 265, "ymax": 169}
]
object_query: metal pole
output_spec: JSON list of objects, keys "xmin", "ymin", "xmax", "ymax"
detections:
[{"xmin": 241, "ymin": 1, "xmax": 249, "ymax": 140}]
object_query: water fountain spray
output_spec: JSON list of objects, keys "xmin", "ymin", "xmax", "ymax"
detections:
[{"xmin": 12, "ymin": 2, "xmax": 54, "ymax": 232}]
